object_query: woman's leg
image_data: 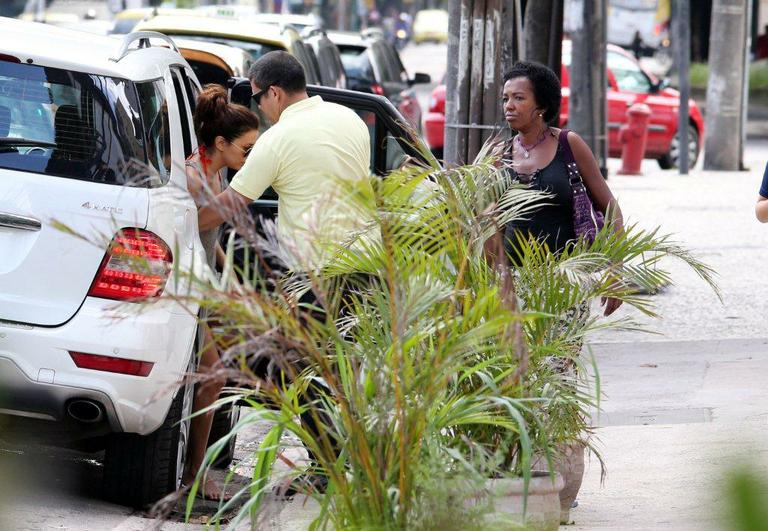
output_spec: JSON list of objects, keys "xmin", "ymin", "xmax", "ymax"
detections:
[{"xmin": 182, "ymin": 323, "xmax": 228, "ymax": 499}]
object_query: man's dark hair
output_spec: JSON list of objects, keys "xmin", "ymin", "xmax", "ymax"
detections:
[
  {"xmin": 502, "ymin": 61, "xmax": 561, "ymax": 123},
  {"xmin": 248, "ymin": 51, "xmax": 306, "ymax": 94}
]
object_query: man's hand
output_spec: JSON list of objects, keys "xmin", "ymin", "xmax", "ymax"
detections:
[{"xmin": 198, "ymin": 187, "xmax": 251, "ymax": 232}]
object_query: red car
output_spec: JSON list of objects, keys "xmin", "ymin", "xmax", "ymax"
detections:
[{"xmin": 424, "ymin": 42, "xmax": 704, "ymax": 169}]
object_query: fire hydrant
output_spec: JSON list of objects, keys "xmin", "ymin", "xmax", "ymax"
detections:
[{"xmin": 618, "ymin": 102, "xmax": 651, "ymax": 175}]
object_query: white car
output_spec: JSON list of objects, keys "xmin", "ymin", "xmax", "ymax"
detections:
[{"xmin": 0, "ymin": 18, "xmax": 209, "ymax": 507}]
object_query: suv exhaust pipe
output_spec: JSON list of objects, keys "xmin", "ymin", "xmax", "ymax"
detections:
[{"xmin": 67, "ymin": 399, "xmax": 105, "ymax": 423}]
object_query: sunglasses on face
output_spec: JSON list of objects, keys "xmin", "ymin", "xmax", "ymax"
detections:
[
  {"xmin": 231, "ymin": 142, "xmax": 252, "ymax": 156},
  {"xmin": 251, "ymin": 86, "xmax": 271, "ymax": 106}
]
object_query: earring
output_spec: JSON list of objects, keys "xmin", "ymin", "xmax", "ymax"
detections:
[{"xmin": 538, "ymin": 113, "xmax": 543, "ymax": 117}]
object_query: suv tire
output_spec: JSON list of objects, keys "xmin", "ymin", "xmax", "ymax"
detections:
[
  {"xmin": 102, "ymin": 354, "xmax": 196, "ymax": 508},
  {"xmin": 207, "ymin": 401, "xmax": 239, "ymax": 469}
]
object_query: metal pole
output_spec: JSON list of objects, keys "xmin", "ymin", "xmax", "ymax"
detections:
[{"xmin": 675, "ymin": 0, "xmax": 690, "ymax": 174}]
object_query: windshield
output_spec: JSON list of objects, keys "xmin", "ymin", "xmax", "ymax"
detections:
[{"xmin": 0, "ymin": 60, "xmax": 156, "ymax": 186}]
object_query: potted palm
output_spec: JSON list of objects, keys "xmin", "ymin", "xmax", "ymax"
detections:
[{"xmin": 178, "ymin": 145, "xmax": 717, "ymax": 529}]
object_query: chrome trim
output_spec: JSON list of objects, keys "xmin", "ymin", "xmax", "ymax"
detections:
[{"xmin": 0, "ymin": 211, "xmax": 41, "ymax": 232}]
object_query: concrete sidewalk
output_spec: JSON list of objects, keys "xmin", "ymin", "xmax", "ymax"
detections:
[{"xmin": 572, "ymin": 338, "xmax": 768, "ymax": 530}]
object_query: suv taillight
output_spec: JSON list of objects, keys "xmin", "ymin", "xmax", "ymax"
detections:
[
  {"xmin": 88, "ymin": 229, "xmax": 172, "ymax": 301},
  {"xmin": 371, "ymin": 83, "xmax": 385, "ymax": 96}
]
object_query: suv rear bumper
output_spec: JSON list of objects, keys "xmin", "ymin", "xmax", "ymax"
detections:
[{"xmin": 0, "ymin": 297, "xmax": 197, "ymax": 436}]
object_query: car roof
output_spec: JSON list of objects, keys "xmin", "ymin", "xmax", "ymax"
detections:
[
  {"xmin": 134, "ymin": 14, "xmax": 290, "ymax": 47},
  {"xmin": 250, "ymin": 13, "xmax": 323, "ymax": 28},
  {"xmin": 0, "ymin": 17, "xmax": 190, "ymax": 81}
]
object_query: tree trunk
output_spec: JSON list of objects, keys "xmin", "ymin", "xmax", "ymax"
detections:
[
  {"xmin": 704, "ymin": 0, "xmax": 749, "ymax": 171},
  {"xmin": 445, "ymin": 0, "xmax": 524, "ymax": 165}
]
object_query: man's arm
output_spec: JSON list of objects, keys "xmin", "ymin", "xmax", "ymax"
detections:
[{"xmin": 198, "ymin": 187, "xmax": 251, "ymax": 232}]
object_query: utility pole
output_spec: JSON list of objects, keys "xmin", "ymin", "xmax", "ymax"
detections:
[
  {"xmin": 523, "ymin": 0, "xmax": 563, "ymax": 79},
  {"xmin": 569, "ymin": 0, "xmax": 608, "ymax": 177},
  {"xmin": 674, "ymin": 0, "xmax": 691, "ymax": 174},
  {"xmin": 704, "ymin": 0, "xmax": 750, "ymax": 171},
  {"xmin": 444, "ymin": 0, "xmax": 524, "ymax": 165}
]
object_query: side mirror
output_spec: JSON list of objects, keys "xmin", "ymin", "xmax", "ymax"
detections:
[
  {"xmin": 410, "ymin": 72, "xmax": 431, "ymax": 86},
  {"xmin": 651, "ymin": 77, "xmax": 671, "ymax": 93},
  {"xmin": 227, "ymin": 77, "xmax": 251, "ymax": 107}
]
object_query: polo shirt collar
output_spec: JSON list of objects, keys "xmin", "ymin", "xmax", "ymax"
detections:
[{"xmin": 281, "ymin": 95, "xmax": 322, "ymax": 120}]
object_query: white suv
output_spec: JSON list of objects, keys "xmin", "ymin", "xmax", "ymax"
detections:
[{"xmin": 0, "ymin": 18, "xmax": 207, "ymax": 507}]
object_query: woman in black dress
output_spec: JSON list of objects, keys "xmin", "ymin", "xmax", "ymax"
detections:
[{"xmin": 500, "ymin": 61, "xmax": 624, "ymax": 317}]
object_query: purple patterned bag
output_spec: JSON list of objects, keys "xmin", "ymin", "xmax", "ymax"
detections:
[{"xmin": 558, "ymin": 129, "xmax": 605, "ymax": 244}]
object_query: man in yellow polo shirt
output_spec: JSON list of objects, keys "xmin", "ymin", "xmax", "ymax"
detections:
[
  {"xmin": 197, "ymin": 51, "xmax": 371, "ymax": 496},
  {"xmin": 198, "ymin": 50, "xmax": 371, "ymax": 272}
]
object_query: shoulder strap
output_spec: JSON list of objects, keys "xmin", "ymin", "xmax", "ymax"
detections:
[{"xmin": 558, "ymin": 128, "xmax": 576, "ymax": 165}]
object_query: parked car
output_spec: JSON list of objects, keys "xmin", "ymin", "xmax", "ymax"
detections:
[
  {"xmin": 0, "ymin": 19, "xmax": 209, "ymax": 507},
  {"xmin": 412, "ymin": 9, "xmax": 449, "ymax": 44},
  {"xmin": 424, "ymin": 41, "xmax": 704, "ymax": 169},
  {"xmin": 133, "ymin": 14, "xmax": 324, "ymax": 86},
  {"xmin": 328, "ymin": 29, "xmax": 430, "ymax": 131},
  {"xmin": 304, "ymin": 29, "xmax": 346, "ymax": 89}
]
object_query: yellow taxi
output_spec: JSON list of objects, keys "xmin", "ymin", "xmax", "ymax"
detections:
[{"xmin": 133, "ymin": 14, "xmax": 322, "ymax": 85}]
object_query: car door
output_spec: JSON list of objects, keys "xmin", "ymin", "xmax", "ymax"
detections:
[{"xmin": 225, "ymin": 79, "xmax": 429, "ymax": 273}]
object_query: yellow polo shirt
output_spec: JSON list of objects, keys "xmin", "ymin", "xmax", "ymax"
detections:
[{"xmin": 230, "ymin": 95, "xmax": 372, "ymax": 270}]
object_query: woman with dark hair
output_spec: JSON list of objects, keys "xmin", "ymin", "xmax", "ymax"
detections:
[
  {"xmin": 501, "ymin": 61, "xmax": 623, "ymax": 312},
  {"xmin": 182, "ymin": 84, "xmax": 260, "ymax": 500},
  {"xmin": 499, "ymin": 61, "xmax": 624, "ymax": 518}
]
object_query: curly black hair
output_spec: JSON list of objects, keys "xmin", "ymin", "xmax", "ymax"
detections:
[{"xmin": 502, "ymin": 61, "xmax": 561, "ymax": 123}]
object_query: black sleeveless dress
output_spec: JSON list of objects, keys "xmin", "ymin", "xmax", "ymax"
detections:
[{"xmin": 503, "ymin": 144, "xmax": 576, "ymax": 264}]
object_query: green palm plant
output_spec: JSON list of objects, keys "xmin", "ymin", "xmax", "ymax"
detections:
[{"xmin": 178, "ymin": 142, "xmax": 718, "ymax": 529}]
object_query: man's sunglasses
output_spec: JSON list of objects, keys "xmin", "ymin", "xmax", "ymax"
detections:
[{"xmin": 251, "ymin": 86, "xmax": 271, "ymax": 106}]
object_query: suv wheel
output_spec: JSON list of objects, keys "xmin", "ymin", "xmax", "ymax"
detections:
[
  {"xmin": 207, "ymin": 401, "xmax": 239, "ymax": 469},
  {"xmin": 103, "ymin": 354, "xmax": 196, "ymax": 508},
  {"xmin": 658, "ymin": 124, "xmax": 699, "ymax": 170}
]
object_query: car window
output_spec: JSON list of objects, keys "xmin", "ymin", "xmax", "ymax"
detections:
[
  {"xmin": 607, "ymin": 51, "xmax": 651, "ymax": 93},
  {"xmin": 338, "ymin": 45, "xmax": 375, "ymax": 82},
  {"xmin": 0, "ymin": 60, "xmax": 155, "ymax": 186},
  {"xmin": 136, "ymin": 80, "xmax": 172, "ymax": 183}
]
